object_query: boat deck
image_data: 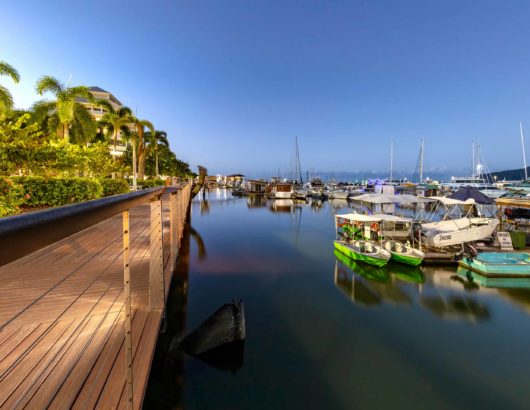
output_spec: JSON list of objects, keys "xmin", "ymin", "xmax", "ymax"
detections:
[{"xmin": 0, "ymin": 202, "xmax": 174, "ymax": 408}]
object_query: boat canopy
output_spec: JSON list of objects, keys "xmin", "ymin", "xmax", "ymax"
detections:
[
  {"xmin": 335, "ymin": 213, "xmax": 412, "ymax": 223},
  {"xmin": 349, "ymin": 194, "xmax": 433, "ymax": 205},
  {"xmin": 371, "ymin": 214, "xmax": 413, "ymax": 222},
  {"xmin": 335, "ymin": 213, "xmax": 380, "ymax": 222},
  {"xmin": 429, "ymin": 196, "xmax": 476, "ymax": 206}
]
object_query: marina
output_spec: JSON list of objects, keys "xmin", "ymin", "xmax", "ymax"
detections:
[{"xmin": 145, "ymin": 188, "xmax": 530, "ymax": 409}]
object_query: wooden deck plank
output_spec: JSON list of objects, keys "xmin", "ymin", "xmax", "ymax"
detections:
[
  {"xmin": 94, "ymin": 310, "xmax": 149, "ymax": 409},
  {"xmin": 0, "ymin": 185, "xmax": 191, "ymax": 408},
  {"xmin": 118, "ymin": 311, "xmax": 163, "ymax": 410},
  {"xmin": 0, "ymin": 319, "xmax": 74, "ymax": 406},
  {"xmin": 48, "ymin": 308, "xmax": 123, "ymax": 409}
]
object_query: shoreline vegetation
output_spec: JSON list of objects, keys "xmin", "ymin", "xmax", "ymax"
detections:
[{"xmin": 0, "ymin": 60, "xmax": 196, "ymax": 217}]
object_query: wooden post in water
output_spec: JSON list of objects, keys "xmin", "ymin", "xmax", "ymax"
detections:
[
  {"xmin": 122, "ymin": 210, "xmax": 134, "ymax": 409},
  {"xmin": 149, "ymin": 196, "xmax": 165, "ymax": 311}
]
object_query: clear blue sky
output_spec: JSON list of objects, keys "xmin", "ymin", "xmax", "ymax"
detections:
[{"xmin": 3, "ymin": 0, "xmax": 530, "ymax": 177}]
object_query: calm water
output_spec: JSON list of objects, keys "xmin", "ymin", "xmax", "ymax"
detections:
[{"xmin": 145, "ymin": 189, "xmax": 530, "ymax": 410}]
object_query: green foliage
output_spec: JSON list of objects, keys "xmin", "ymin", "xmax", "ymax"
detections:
[
  {"xmin": 0, "ymin": 176, "xmax": 24, "ymax": 217},
  {"xmin": 34, "ymin": 75, "xmax": 95, "ymax": 142},
  {"xmin": 139, "ymin": 178, "xmax": 166, "ymax": 188},
  {"xmin": 0, "ymin": 61, "xmax": 20, "ymax": 116},
  {"xmin": 12, "ymin": 176, "xmax": 103, "ymax": 207},
  {"xmin": 99, "ymin": 178, "xmax": 130, "ymax": 196},
  {"xmin": 124, "ymin": 144, "xmax": 192, "ymax": 177},
  {"xmin": 0, "ymin": 115, "xmax": 122, "ymax": 177}
]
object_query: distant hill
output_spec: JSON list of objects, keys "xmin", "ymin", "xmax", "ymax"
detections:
[{"xmin": 484, "ymin": 166, "xmax": 530, "ymax": 181}]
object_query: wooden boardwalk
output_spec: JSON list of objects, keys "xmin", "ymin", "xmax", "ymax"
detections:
[{"xmin": 0, "ymin": 187, "xmax": 190, "ymax": 409}]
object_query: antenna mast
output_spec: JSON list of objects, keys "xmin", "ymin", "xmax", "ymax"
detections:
[
  {"xmin": 419, "ymin": 138, "xmax": 424, "ymax": 183},
  {"xmin": 390, "ymin": 141, "xmax": 394, "ymax": 181},
  {"xmin": 472, "ymin": 141, "xmax": 475, "ymax": 178},
  {"xmin": 521, "ymin": 122, "xmax": 528, "ymax": 180}
]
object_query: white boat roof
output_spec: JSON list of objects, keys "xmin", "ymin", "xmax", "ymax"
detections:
[
  {"xmin": 335, "ymin": 213, "xmax": 412, "ymax": 223},
  {"xmin": 429, "ymin": 196, "xmax": 476, "ymax": 206},
  {"xmin": 349, "ymin": 193, "xmax": 433, "ymax": 205},
  {"xmin": 335, "ymin": 213, "xmax": 380, "ymax": 222},
  {"xmin": 371, "ymin": 213, "xmax": 413, "ymax": 222}
]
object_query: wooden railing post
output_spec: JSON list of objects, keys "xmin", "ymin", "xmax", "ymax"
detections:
[
  {"xmin": 149, "ymin": 195, "xmax": 164, "ymax": 311},
  {"xmin": 122, "ymin": 210, "xmax": 133, "ymax": 409},
  {"xmin": 169, "ymin": 192, "xmax": 178, "ymax": 272}
]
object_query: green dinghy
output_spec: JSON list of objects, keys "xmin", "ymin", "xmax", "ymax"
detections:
[
  {"xmin": 334, "ymin": 240, "xmax": 391, "ymax": 267},
  {"xmin": 383, "ymin": 240, "xmax": 424, "ymax": 266}
]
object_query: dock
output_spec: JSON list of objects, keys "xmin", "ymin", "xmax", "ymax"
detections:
[{"xmin": 0, "ymin": 183, "xmax": 191, "ymax": 408}]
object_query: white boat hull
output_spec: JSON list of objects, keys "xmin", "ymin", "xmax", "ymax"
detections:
[{"xmin": 422, "ymin": 218, "xmax": 499, "ymax": 248}]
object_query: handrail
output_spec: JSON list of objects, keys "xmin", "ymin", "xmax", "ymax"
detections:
[{"xmin": 0, "ymin": 185, "xmax": 183, "ymax": 267}]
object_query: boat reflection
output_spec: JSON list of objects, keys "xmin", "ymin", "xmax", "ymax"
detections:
[
  {"xmin": 333, "ymin": 252, "xmax": 493, "ymax": 321},
  {"xmin": 456, "ymin": 267, "xmax": 530, "ymax": 289},
  {"xmin": 334, "ymin": 252, "xmax": 419, "ymax": 307},
  {"xmin": 419, "ymin": 294, "xmax": 490, "ymax": 323}
]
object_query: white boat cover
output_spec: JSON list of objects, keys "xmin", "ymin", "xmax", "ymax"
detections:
[
  {"xmin": 349, "ymin": 194, "xmax": 434, "ymax": 205},
  {"xmin": 429, "ymin": 196, "xmax": 476, "ymax": 206},
  {"xmin": 335, "ymin": 213, "xmax": 412, "ymax": 223}
]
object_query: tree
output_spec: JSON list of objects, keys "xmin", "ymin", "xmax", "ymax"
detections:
[
  {"xmin": 130, "ymin": 117, "xmax": 154, "ymax": 181},
  {"xmin": 145, "ymin": 130, "xmax": 168, "ymax": 177},
  {"xmin": 0, "ymin": 61, "xmax": 20, "ymax": 115},
  {"xmin": 96, "ymin": 100, "xmax": 133, "ymax": 156},
  {"xmin": 34, "ymin": 76, "xmax": 96, "ymax": 143}
]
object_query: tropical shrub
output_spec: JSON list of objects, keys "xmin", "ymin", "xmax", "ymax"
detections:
[
  {"xmin": 99, "ymin": 178, "xmax": 130, "ymax": 196},
  {"xmin": 139, "ymin": 178, "xmax": 166, "ymax": 188},
  {"xmin": 0, "ymin": 177, "xmax": 24, "ymax": 217},
  {"xmin": 12, "ymin": 176, "xmax": 103, "ymax": 207}
]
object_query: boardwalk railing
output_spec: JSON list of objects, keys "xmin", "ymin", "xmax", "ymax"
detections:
[{"xmin": 0, "ymin": 181, "xmax": 192, "ymax": 409}]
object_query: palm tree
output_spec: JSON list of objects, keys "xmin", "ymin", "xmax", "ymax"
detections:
[
  {"xmin": 96, "ymin": 100, "xmax": 133, "ymax": 156},
  {"xmin": 34, "ymin": 75, "xmax": 95, "ymax": 141},
  {"xmin": 0, "ymin": 61, "xmax": 20, "ymax": 115},
  {"xmin": 145, "ymin": 130, "xmax": 169, "ymax": 178},
  {"xmin": 130, "ymin": 117, "xmax": 154, "ymax": 181}
]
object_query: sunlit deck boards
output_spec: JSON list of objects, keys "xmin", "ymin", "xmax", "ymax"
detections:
[{"xmin": 0, "ymin": 200, "xmax": 176, "ymax": 409}]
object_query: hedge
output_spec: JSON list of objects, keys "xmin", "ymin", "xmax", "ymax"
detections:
[
  {"xmin": 0, "ymin": 177, "xmax": 24, "ymax": 217},
  {"xmin": 99, "ymin": 178, "xmax": 130, "ymax": 196},
  {"xmin": 12, "ymin": 176, "xmax": 103, "ymax": 207},
  {"xmin": 139, "ymin": 178, "xmax": 166, "ymax": 189}
]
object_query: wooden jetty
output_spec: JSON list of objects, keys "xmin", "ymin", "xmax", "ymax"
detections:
[{"xmin": 0, "ymin": 182, "xmax": 192, "ymax": 409}]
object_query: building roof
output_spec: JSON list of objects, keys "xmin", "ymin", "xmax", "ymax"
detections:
[
  {"xmin": 89, "ymin": 86, "xmax": 109, "ymax": 93},
  {"xmin": 85, "ymin": 86, "xmax": 123, "ymax": 107}
]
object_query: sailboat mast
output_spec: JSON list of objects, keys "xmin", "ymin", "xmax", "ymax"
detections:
[
  {"xmin": 520, "ymin": 122, "xmax": 528, "ymax": 180},
  {"xmin": 472, "ymin": 141, "xmax": 475, "ymax": 178},
  {"xmin": 295, "ymin": 136, "xmax": 303, "ymax": 184},
  {"xmin": 390, "ymin": 141, "xmax": 394, "ymax": 181},
  {"xmin": 419, "ymin": 138, "xmax": 424, "ymax": 183}
]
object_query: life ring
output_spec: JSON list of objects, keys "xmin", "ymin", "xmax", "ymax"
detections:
[{"xmin": 371, "ymin": 222, "xmax": 379, "ymax": 231}]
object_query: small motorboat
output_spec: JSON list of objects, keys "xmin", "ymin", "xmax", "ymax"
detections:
[
  {"xmin": 334, "ymin": 240, "xmax": 390, "ymax": 267},
  {"xmin": 383, "ymin": 240, "xmax": 424, "ymax": 266},
  {"xmin": 459, "ymin": 252, "xmax": 530, "ymax": 277}
]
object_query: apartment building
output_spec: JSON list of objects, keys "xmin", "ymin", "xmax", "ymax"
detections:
[{"xmin": 78, "ymin": 87, "xmax": 128, "ymax": 156}]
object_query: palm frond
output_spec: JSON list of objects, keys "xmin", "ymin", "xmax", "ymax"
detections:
[
  {"xmin": 0, "ymin": 84, "xmax": 14, "ymax": 113},
  {"xmin": 118, "ymin": 106, "xmax": 133, "ymax": 117},
  {"xmin": 95, "ymin": 99, "xmax": 115, "ymax": 113},
  {"xmin": 35, "ymin": 75, "xmax": 64, "ymax": 96},
  {"xmin": 70, "ymin": 104, "xmax": 97, "ymax": 144},
  {"xmin": 0, "ymin": 61, "xmax": 20, "ymax": 83},
  {"xmin": 68, "ymin": 85, "xmax": 92, "ymax": 100}
]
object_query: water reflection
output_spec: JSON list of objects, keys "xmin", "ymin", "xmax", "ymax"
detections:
[
  {"xmin": 333, "ymin": 252, "xmax": 494, "ymax": 322},
  {"xmin": 144, "ymin": 222, "xmax": 207, "ymax": 408}
]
